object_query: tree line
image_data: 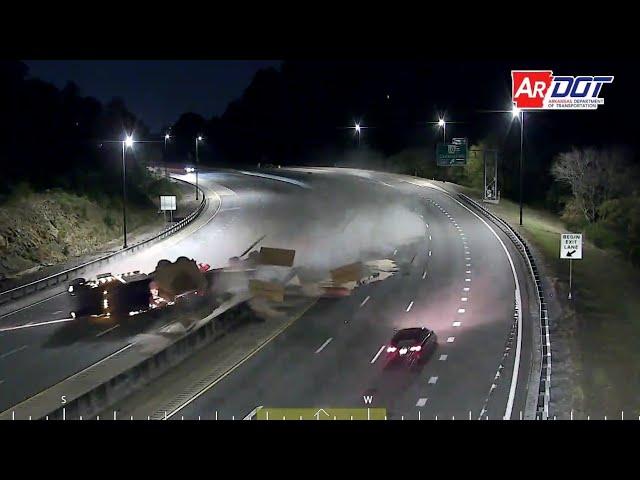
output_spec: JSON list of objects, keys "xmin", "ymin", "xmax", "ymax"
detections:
[{"xmin": 0, "ymin": 61, "xmax": 161, "ymax": 206}]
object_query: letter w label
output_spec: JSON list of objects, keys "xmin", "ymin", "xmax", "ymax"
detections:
[{"xmin": 363, "ymin": 395, "xmax": 373, "ymax": 404}]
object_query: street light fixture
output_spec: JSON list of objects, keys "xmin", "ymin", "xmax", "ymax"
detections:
[
  {"xmin": 437, "ymin": 118, "xmax": 446, "ymax": 143},
  {"xmin": 353, "ymin": 123, "xmax": 364, "ymax": 147},
  {"xmin": 121, "ymin": 134, "xmax": 134, "ymax": 248}
]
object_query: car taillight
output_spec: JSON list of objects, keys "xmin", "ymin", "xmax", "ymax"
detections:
[
  {"xmin": 387, "ymin": 346, "xmax": 397, "ymax": 353},
  {"xmin": 410, "ymin": 346, "xmax": 422, "ymax": 352}
]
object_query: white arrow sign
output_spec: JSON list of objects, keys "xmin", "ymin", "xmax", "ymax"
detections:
[{"xmin": 560, "ymin": 233, "xmax": 583, "ymax": 260}]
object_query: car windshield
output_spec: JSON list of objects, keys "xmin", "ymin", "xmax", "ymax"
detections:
[{"xmin": 392, "ymin": 329, "xmax": 424, "ymax": 344}]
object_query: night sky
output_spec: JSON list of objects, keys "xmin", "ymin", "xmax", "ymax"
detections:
[{"xmin": 25, "ymin": 60, "xmax": 282, "ymax": 132}]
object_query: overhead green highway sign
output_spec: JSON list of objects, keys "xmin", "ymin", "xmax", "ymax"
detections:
[{"xmin": 437, "ymin": 138, "xmax": 468, "ymax": 166}]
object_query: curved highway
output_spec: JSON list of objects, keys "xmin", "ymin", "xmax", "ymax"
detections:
[{"xmin": 136, "ymin": 167, "xmax": 537, "ymax": 421}]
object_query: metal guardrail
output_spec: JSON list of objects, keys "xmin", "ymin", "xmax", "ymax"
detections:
[
  {"xmin": 0, "ymin": 177, "xmax": 207, "ymax": 306},
  {"xmin": 457, "ymin": 193, "xmax": 550, "ymax": 420}
]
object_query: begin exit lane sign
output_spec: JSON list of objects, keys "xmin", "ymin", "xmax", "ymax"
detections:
[{"xmin": 560, "ymin": 233, "xmax": 582, "ymax": 259}]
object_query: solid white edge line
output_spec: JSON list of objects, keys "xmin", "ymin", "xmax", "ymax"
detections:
[
  {"xmin": 243, "ymin": 406, "xmax": 264, "ymax": 420},
  {"xmin": 370, "ymin": 345, "xmax": 386, "ymax": 364},
  {"xmin": 315, "ymin": 337, "xmax": 333, "ymax": 354},
  {"xmin": 164, "ymin": 301, "xmax": 315, "ymax": 419}
]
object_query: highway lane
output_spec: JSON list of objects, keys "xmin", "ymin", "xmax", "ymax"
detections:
[
  {"xmin": 0, "ymin": 170, "xmax": 313, "ymax": 413},
  {"xmin": 171, "ymin": 168, "xmax": 535, "ymax": 420}
]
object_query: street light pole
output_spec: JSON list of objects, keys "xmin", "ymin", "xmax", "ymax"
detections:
[
  {"xmin": 511, "ymin": 106, "xmax": 525, "ymax": 226},
  {"xmin": 519, "ymin": 111, "xmax": 524, "ymax": 226},
  {"xmin": 164, "ymin": 133, "xmax": 170, "ymax": 177},
  {"xmin": 195, "ymin": 136, "xmax": 202, "ymax": 200},
  {"xmin": 121, "ymin": 136, "xmax": 133, "ymax": 249}
]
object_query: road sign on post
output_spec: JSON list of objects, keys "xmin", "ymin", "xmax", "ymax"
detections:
[
  {"xmin": 436, "ymin": 138, "xmax": 468, "ymax": 166},
  {"xmin": 560, "ymin": 233, "xmax": 582, "ymax": 259},
  {"xmin": 160, "ymin": 195, "xmax": 177, "ymax": 224},
  {"xmin": 160, "ymin": 195, "xmax": 177, "ymax": 211},
  {"xmin": 560, "ymin": 233, "xmax": 583, "ymax": 300}
]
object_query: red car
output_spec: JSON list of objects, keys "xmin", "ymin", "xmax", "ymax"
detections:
[{"xmin": 386, "ymin": 327, "xmax": 437, "ymax": 368}]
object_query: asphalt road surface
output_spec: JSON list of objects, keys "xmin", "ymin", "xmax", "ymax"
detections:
[
  {"xmin": 164, "ymin": 168, "xmax": 536, "ymax": 421},
  {"xmin": 0, "ymin": 167, "xmax": 536, "ymax": 419},
  {"xmin": 0, "ymin": 170, "xmax": 313, "ymax": 413}
]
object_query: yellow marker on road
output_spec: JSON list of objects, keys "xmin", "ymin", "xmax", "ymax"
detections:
[{"xmin": 255, "ymin": 407, "xmax": 386, "ymax": 420}]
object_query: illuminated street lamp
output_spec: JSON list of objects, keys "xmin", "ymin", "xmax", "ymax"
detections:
[
  {"xmin": 437, "ymin": 118, "xmax": 446, "ymax": 143},
  {"xmin": 121, "ymin": 134, "xmax": 134, "ymax": 248},
  {"xmin": 195, "ymin": 135, "xmax": 203, "ymax": 200}
]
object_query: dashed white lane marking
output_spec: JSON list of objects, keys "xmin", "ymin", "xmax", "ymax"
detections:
[
  {"xmin": 426, "ymin": 223, "xmax": 429, "ymax": 228},
  {"xmin": 439, "ymin": 354, "xmax": 448, "ymax": 361},
  {"xmin": 429, "ymin": 235, "xmax": 432, "ymax": 241},
  {"xmin": 465, "ymin": 257, "xmax": 471, "ymax": 261},
  {"xmin": 457, "ymin": 308, "xmax": 466, "ymax": 313},
  {"xmin": 461, "ymin": 297, "xmax": 468, "ymax": 302},
  {"xmin": 96, "ymin": 324, "xmax": 120, "ymax": 338},
  {"xmin": 428, "ymin": 376, "xmax": 439, "ymax": 384},
  {"xmin": 0, "ymin": 345, "xmax": 28, "ymax": 360},
  {"xmin": 453, "ymin": 321, "xmax": 462, "ymax": 327},
  {"xmin": 406, "ymin": 301, "xmax": 414, "ymax": 312},
  {"xmin": 466, "ymin": 263, "xmax": 471, "ymax": 267},
  {"xmin": 370, "ymin": 345, "xmax": 386, "ymax": 364},
  {"xmin": 393, "ymin": 249, "xmax": 398, "ymax": 256},
  {"xmin": 315, "ymin": 337, "xmax": 333, "ymax": 354},
  {"xmin": 416, "ymin": 398, "xmax": 428, "ymax": 407},
  {"xmin": 463, "ymin": 287, "xmax": 470, "ymax": 292},
  {"xmin": 428, "ymin": 250, "xmax": 432, "ymax": 256},
  {"xmin": 360, "ymin": 296, "xmax": 370, "ymax": 307},
  {"xmin": 422, "ymin": 271, "xmax": 427, "ymax": 280},
  {"xmin": 52, "ymin": 310, "xmax": 63, "ymax": 315},
  {"xmin": 466, "ymin": 270, "xmax": 471, "ymax": 274},
  {"xmin": 447, "ymin": 337, "xmax": 455, "ymax": 343},
  {"xmin": 465, "ymin": 278, "xmax": 471, "ymax": 282}
]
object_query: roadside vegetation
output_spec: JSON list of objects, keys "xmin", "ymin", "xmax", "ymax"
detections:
[
  {"xmin": 0, "ymin": 62, "xmax": 186, "ymax": 281},
  {"xmin": 0, "ymin": 177, "xmax": 185, "ymax": 281}
]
